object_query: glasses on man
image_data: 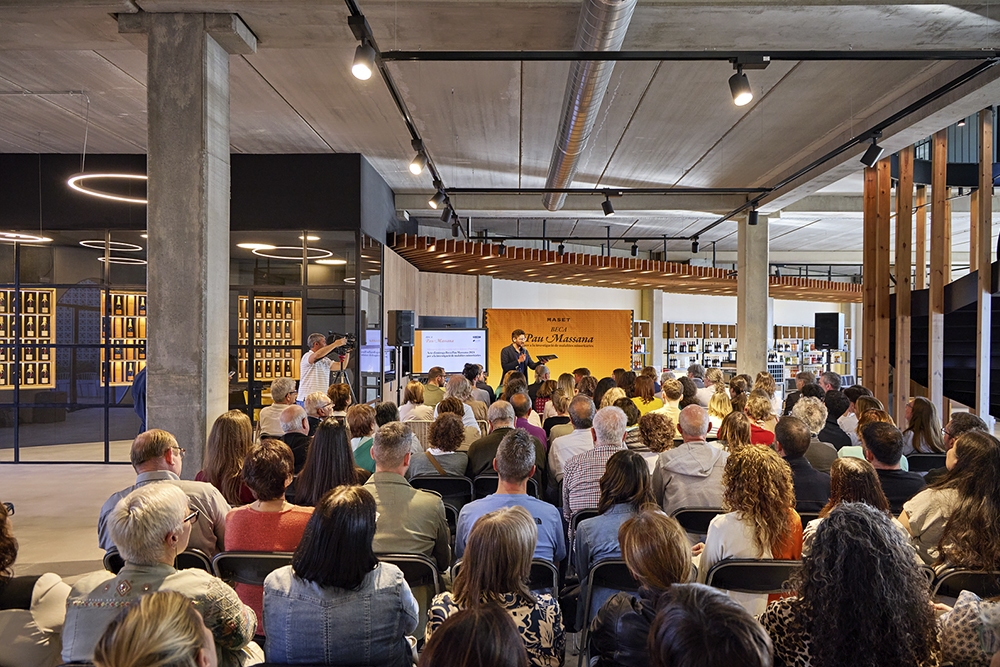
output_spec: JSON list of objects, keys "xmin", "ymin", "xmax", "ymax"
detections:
[
  {"xmin": 941, "ymin": 428, "xmax": 951, "ymax": 437},
  {"xmin": 170, "ymin": 445, "xmax": 186, "ymax": 456},
  {"xmin": 183, "ymin": 508, "xmax": 201, "ymax": 524}
]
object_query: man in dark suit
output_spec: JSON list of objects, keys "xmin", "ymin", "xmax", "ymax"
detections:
[
  {"xmin": 863, "ymin": 421, "xmax": 926, "ymax": 514},
  {"xmin": 500, "ymin": 328, "xmax": 544, "ymax": 377},
  {"xmin": 775, "ymin": 416, "xmax": 830, "ymax": 513},
  {"xmin": 466, "ymin": 400, "xmax": 546, "ymax": 490},
  {"xmin": 818, "ymin": 390, "xmax": 852, "ymax": 450},
  {"xmin": 782, "ymin": 370, "xmax": 815, "ymax": 415}
]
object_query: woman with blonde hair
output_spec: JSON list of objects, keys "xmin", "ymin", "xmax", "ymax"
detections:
[
  {"xmin": 697, "ymin": 446, "xmax": 802, "ymax": 615},
  {"xmin": 543, "ymin": 389, "xmax": 571, "ymax": 440},
  {"xmin": 426, "ymin": 506, "xmax": 564, "ymax": 667},
  {"xmin": 754, "ymin": 371, "xmax": 782, "ymax": 417},
  {"xmin": 744, "ymin": 390, "xmax": 777, "ymax": 446},
  {"xmin": 196, "ymin": 409, "xmax": 255, "ymax": 505},
  {"xmin": 399, "ymin": 381, "xmax": 434, "ymax": 422},
  {"xmin": 716, "ymin": 411, "xmax": 752, "ymax": 454},
  {"xmin": 600, "ymin": 387, "xmax": 627, "ymax": 410},
  {"xmin": 706, "ymin": 372, "xmax": 731, "ymax": 438},
  {"xmin": 93, "ymin": 591, "xmax": 217, "ymax": 667},
  {"xmin": 902, "ymin": 396, "xmax": 945, "ymax": 455}
]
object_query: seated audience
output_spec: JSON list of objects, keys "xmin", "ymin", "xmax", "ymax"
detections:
[
  {"xmin": 457, "ymin": 429, "xmax": 565, "ymax": 564},
  {"xmin": 637, "ymin": 411, "xmax": 677, "ymax": 471},
  {"xmin": 512, "ymin": 393, "xmax": 548, "ymax": 447},
  {"xmin": 819, "ymin": 389, "xmax": 852, "ymax": 449},
  {"xmin": 326, "ymin": 382, "xmax": 352, "ymax": 419},
  {"xmin": 652, "ymin": 405, "xmax": 728, "ymax": 516},
  {"xmin": 65, "ymin": 484, "xmax": 258, "ymax": 665},
  {"xmin": 528, "ymin": 365, "xmax": 550, "ymax": 403},
  {"xmin": 902, "ymin": 396, "xmax": 945, "ymax": 455},
  {"xmin": 695, "ymin": 367, "xmax": 725, "ymax": 407},
  {"xmin": 652, "ymin": 378, "xmax": 682, "ymax": 427},
  {"xmin": 196, "ymin": 410, "xmax": 255, "ymax": 506},
  {"xmin": 789, "ymin": 396, "xmax": 838, "ymax": 473},
  {"xmin": 423, "ymin": 367, "xmax": 447, "ymax": 408},
  {"xmin": 696, "ymin": 446, "xmax": 802, "ymax": 615},
  {"xmin": 98, "ymin": 429, "xmax": 228, "ymax": 557},
  {"xmin": 400, "ymin": 380, "xmax": 435, "ymax": 422},
  {"xmin": 599, "ymin": 387, "xmax": 626, "ymax": 410},
  {"xmin": 641, "ymin": 366, "xmax": 660, "ymax": 394},
  {"xmin": 592, "ymin": 377, "xmax": 617, "ymax": 410},
  {"xmin": 706, "ymin": 381, "xmax": 731, "ymax": 439},
  {"xmin": 714, "ymin": 411, "xmax": 751, "ymax": 454},
  {"xmin": 418, "ymin": 605, "xmax": 528, "ymax": 667},
  {"xmin": 548, "ymin": 395, "xmax": 597, "ymax": 484},
  {"xmin": 535, "ymin": 379, "xmax": 558, "ymax": 418},
  {"xmin": 407, "ymin": 412, "xmax": 470, "ymax": 479},
  {"xmin": 612, "ymin": 368, "xmax": 626, "ymax": 387},
  {"xmin": 754, "ymin": 371, "xmax": 782, "ymax": 417},
  {"xmin": 365, "ymin": 422, "xmax": 451, "ymax": 571},
  {"xmin": 375, "ymin": 401, "xmax": 400, "ymax": 427},
  {"xmin": 839, "ymin": 385, "xmax": 872, "ymax": 447},
  {"xmin": 464, "ymin": 363, "xmax": 493, "ymax": 406},
  {"xmin": 861, "ymin": 421, "xmax": 925, "ymax": 514},
  {"xmin": 760, "ymin": 503, "xmax": 939, "ymax": 667},
  {"xmin": 263, "ymin": 486, "xmax": 417, "ymax": 666},
  {"xmin": 728, "ymin": 375, "xmax": 748, "ymax": 403},
  {"xmin": 555, "ymin": 372, "xmax": 577, "ymax": 406},
  {"xmin": 818, "ymin": 370, "xmax": 842, "ymax": 393},
  {"xmin": 782, "ymin": 370, "xmax": 815, "ymax": 416},
  {"xmin": 0, "ymin": 498, "xmax": 70, "ymax": 667},
  {"xmin": 649, "ymin": 583, "xmax": 774, "ymax": 667},
  {"xmin": 92, "ymin": 591, "xmax": 216, "ymax": 667},
  {"xmin": 774, "ymin": 416, "xmax": 831, "ymax": 513},
  {"xmin": 577, "ymin": 375, "xmax": 598, "ymax": 399},
  {"xmin": 542, "ymin": 389, "xmax": 571, "ymax": 441},
  {"xmin": 926, "ymin": 411, "xmax": 989, "ymax": 484},
  {"xmin": 279, "ymin": 404, "xmax": 311, "ymax": 472},
  {"xmin": 574, "ymin": 367, "xmax": 592, "ymax": 386},
  {"xmin": 613, "ymin": 398, "xmax": 643, "ymax": 450},
  {"xmin": 348, "ymin": 403, "xmax": 378, "ymax": 472},
  {"xmin": 730, "ymin": 392, "xmax": 748, "ymax": 416},
  {"xmin": 428, "ymin": 506, "xmax": 564, "ymax": 667},
  {"xmin": 631, "ymin": 375, "xmax": 664, "ymax": 415},
  {"xmin": 467, "ymin": 401, "xmax": 546, "ymax": 489},
  {"xmin": 303, "ymin": 390, "xmax": 334, "ymax": 435},
  {"xmin": 902, "ymin": 429, "xmax": 1000, "ymax": 569},
  {"xmin": 474, "ymin": 365, "xmax": 495, "ymax": 405},
  {"xmin": 439, "ymin": 375, "xmax": 486, "ymax": 427},
  {"xmin": 294, "ymin": 418, "xmax": 369, "ymax": 506},
  {"xmin": 259, "ymin": 377, "xmax": 296, "ymax": 437},
  {"xmin": 678, "ymin": 376, "xmax": 700, "ymax": 409},
  {"xmin": 686, "ymin": 364, "xmax": 706, "ymax": 389},
  {"xmin": 437, "ymin": 396, "xmax": 483, "ymax": 449},
  {"xmin": 497, "ymin": 370, "xmax": 525, "ymax": 401},
  {"xmin": 838, "ymin": 407, "xmax": 900, "ymax": 464},
  {"xmin": 744, "ymin": 390, "xmax": 777, "ymax": 445},
  {"xmin": 619, "ymin": 371, "xmax": 637, "ymax": 399},
  {"xmin": 589, "ymin": 509, "xmax": 692, "ymax": 667},
  {"xmin": 224, "ymin": 439, "xmax": 313, "ymax": 635},
  {"xmin": 563, "ymin": 407, "xmax": 629, "ymax": 521}
]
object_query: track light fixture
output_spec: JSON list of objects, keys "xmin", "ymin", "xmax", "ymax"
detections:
[
  {"xmin": 558, "ymin": 243, "xmax": 565, "ymax": 255},
  {"xmin": 409, "ymin": 152, "xmax": 427, "ymax": 175},
  {"xmin": 748, "ymin": 209, "xmax": 759, "ymax": 226},
  {"xmin": 691, "ymin": 237, "xmax": 700, "ymax": 254},
  {"xmin": 429, "ymin": 184, "xmax": 447, "ymax": 209},
  {"xmin": 602, "ymin": 195, "xmax": 615, "ymax": 217},
  {"xmin": 958, "ymin": 117, "xmax": 967, "ymax": 127},
  {"xmin": 451, "ymin": 217, "xmax": 460, "ymax": 237},
  {"xmin": 860, "ymin": 133, "xmax": 884, "ymax": 167},
  {"xmin": 352, "ymin": 40, "xmax": 376, "ymax": 81},
  {"xmin": 497, "ymin": 241, "xmax": 506, "ymax": 256},
  {"xmin": 630, "ymin": 242, "xmax": 638, "ymax": 257},
  {"xmin": 729, "ymin": 66, "xmax": 753, "ymax": 107}
]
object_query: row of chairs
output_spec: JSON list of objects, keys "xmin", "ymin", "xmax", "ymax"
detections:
[
  {"xmin": 409, "ymin": 473, "xmax": 540, "ymax": 503},
  {"xmin": 406, "ymin": 419, "xmax": 490, "ymax": 450}
]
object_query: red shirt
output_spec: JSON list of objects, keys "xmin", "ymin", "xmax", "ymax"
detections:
[{"xmin": 750, "ymin": 424, "xmax": 776, "ymax": 446}]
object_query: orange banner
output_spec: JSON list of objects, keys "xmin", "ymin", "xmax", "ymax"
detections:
[{"xmin": 484, "ymin": 309, "xmax": 633, "ymax": 384}]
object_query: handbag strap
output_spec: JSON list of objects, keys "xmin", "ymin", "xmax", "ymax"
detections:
[{"xmin": 424, "ymin": 450, "xmax": 447, "ymax": 475}]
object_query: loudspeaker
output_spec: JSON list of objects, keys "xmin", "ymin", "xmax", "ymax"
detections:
[
  {"xmin": 814, "ymin": 312, "xmax": 845, "ymax": 350},
  {"xmin": 388, "ymin": 310, "xmax": 415, "ymax": 347}
]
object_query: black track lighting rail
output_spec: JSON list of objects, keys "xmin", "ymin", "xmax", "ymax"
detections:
[
  {"xmin": 444, "ymin": 186, "xmax": 767, "ymax": 195},
  {"xmin": 472, "ymin": 235, "xmax": 691, "ymax": 242},
  {"xmin": 380, "ymin": 49, "xmax": 1000, "ymax": 63}
]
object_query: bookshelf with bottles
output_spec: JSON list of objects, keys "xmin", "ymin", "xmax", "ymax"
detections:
[
  {"xmin": 663, "ymin": 322, "xmax": 705, "ymax": 372},
  {"xmin": 101, "ymin": 291, "xmax": 147, "ymax": 386},
  {"xmin": 237, "ymin": 296, "xmax": 302, "ymax": 382},
  {"xmin": 0, "ymin": 288, "xmax": 56, "ymax": 389},
  {"xmin": 632, "ymin": 320, "xmax": 651, "ymax": 371},
  {"xmin": 770, "ymin": 325, "xmax": 851, "ymax": 376}
]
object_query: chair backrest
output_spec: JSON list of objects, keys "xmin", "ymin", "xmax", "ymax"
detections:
[
  {"xmin": 103, "ymin": 547, "xmax": 213, "ymax": 575},
  {"xmin": 477, "ymin": 420, "xmax": 489, "ymax": 435},
  {"xmin": 705, "ymin": 558, "xmax": 801, "ymax": 594},
  {"xmin": 569, "ymin": 508, "xmax": 601, "ymax": 535},
  {"xmin": 578, "ymin": 559, "xmax": 640, "ymax": 667},
  {"xmin": 932, "ymin": 569, "xmax": 1000, "ymax": 600},
  {"xmin": 906, "ymin": 453, "xmax": 947, "ymax": 472},
  {"xmin": 473, "ymin": 473, "xmax": 539, "ymax": 499},
  {"xmin": 529, "ymin": 559, "xmax": 560, "ymax": 595},
  {"xmin": 409, "ymin": 474, "xmax": 474, "ymax": 505},
  {"xmin": 212, "ymin": 551, "xmax": 294, "ymax": 586},
  {"xmin": 671, "ymin": 507, "xmax": 724, "ymax": 534},
  {"xmin": 103, "ymin": 548, "xmax": 125, "ymax": 574},
  {"xmin": 798, "ymin": 511, "xmax": 822, "ymax": 529},
  {"xmin": 377, "ymin": 553, "xmax": 442, "ymax": 594},
  {"xmin": 407, "ymin": 420, "xmax": 434, "ymax": 450}
]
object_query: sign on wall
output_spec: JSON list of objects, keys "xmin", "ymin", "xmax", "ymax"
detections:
[{"xmin": 484, "ymin": 309, "xmax": 632, "ymax": 383}]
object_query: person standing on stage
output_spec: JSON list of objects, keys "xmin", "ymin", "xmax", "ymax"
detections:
[
  {"xmin": 500, "ymin": 329, "xmax": 544, "ymax": 378},
  {"xmin": 298, "ymin": 333, "xmax": 349, "ymax": 405}
]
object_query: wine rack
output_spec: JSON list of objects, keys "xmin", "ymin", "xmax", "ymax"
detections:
[
  {"xmin": 0, "ymin": 288, "xmax": 56, "ymax": 389},
  {"xmin": 631, "ymin": 320, "xmax": 650, "ymax": 371},
  {"xmin": 101, "ymin": 291, "xmax": 147, "ymax": 386},
  {"xmin": 237, "ymin": 296, "xmax": 302, "ymax": 382}
]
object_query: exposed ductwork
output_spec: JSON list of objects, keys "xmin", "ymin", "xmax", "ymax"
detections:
[{"xmin": 542, "ymin": 0, "xmax": 637, "ymax": 211}]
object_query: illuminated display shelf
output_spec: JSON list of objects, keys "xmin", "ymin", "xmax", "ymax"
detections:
[
  {"xmin": 0, "ymin": 288, "xmax": 56, "ymax": 389},
  {"xmin": 237, "ymin": 296, "xmax": 302, "ymax": 382},
  {"xmin": 101, "ymin": 291, "xmax": 147, "ymax": 386}
]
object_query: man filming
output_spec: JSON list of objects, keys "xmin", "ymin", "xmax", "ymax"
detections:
[
  {"xmin": 500, "ymin": 328, "xmax": 544, "ymax": 377},
  {"xmin": 298, "ymin": 332, "xmax": 350, "ymax": 404}
]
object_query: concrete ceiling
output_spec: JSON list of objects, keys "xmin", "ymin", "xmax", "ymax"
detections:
[{"xmin": 2, "ymin": 1, "xmax": 1000, "ymax": 263}]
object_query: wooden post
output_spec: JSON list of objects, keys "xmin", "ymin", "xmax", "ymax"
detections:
[
  {"xmin": 975, "ymin": 107, "xmax": 993, "ymax": 417},
  {"xmin": 915, "ymin": 185, "xmax": 927, "ymax": 290},
  {"xmin": 945, "ymin": 187, "xmax": 953, "ymax": 283},
  {"xmin": 929, "ymin": 129, "xmax": 947, "ymax": 415},
  {"xmin": 874, "ymin": 157, "xmax": 892, "ymax": 407},
  {"xmin": 862, "ymin": 166, "xmax": 878, "ymax": 389},
  {"xmin": 894, "ymin": 146, "xmax": 914, "ymax": 425},
  {"xmin": 971, "ymin": 188, "xmax": 980, "ymax": 273}
]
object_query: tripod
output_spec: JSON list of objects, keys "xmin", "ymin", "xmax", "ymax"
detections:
[{"xmin": 331, "ymin": 360, "xmax": 356, "ymax": 405}]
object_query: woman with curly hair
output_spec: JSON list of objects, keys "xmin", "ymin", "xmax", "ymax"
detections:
[
  {"xmin": 760, "ymin": 502, "xmax": 940, "ymax": 667},
  {"xmin": 715, "ymin": 411, "xmax": 751, "ymax": 454},
  {"xmin": 576, "ymin": 375, "xmax": 598, "ymax": 399},
  {"xmin": 407, "ymin": 412, "xmax": 470, "ymax": 480},
  {"xmin": 744, "ymin": 390, "xmax": 777, "ymax": 446},
  {"xmin": 196, "ymin": 409, "xmax": 255, "ymax": 505},
  {"xmin": 901, "ymin": 430, "xmax": 1000, "ymax": 568},
  {"xmin": 600, "ymin": 387, "xmax": 626, "ymax": 410},
  {"xmin": 753, "ymin": 371, "xmax": 782, "ymax": 417},
  {"xmin": 902, "ymin": 396, "xmax": 945, "ymax": 455},
  {"xmin": 638, "ymin": 411, "xmax": 677, "ymax": 465},
  {"xmin": 696, "ymin": 446, "xmax": 802, "ymax": 614}
]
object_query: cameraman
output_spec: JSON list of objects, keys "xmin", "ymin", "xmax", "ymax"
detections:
[{"xmin": 297, "ymin": 332, "xmax": 349, "ymax": 405}]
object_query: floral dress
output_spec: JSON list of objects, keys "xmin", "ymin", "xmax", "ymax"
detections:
[{"xmin": 426, "ymin": 591, "xmax": 565, "ymax": 667}]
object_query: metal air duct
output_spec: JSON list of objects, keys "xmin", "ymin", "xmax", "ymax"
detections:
[{"xmin": 542, "ymin": 0, "xmax": 637, "ymax": 211}]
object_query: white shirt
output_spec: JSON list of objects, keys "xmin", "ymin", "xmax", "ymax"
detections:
[
  {"xmin": 433, "ymin": 402, "xmax": 481, "ymax": 433},
  {"xmin": 696, "ymin": 511, "xmax": 776, "ymax": 616},
  {"xmin": 258, "ymin": 403, "xmax": 286, "ymax": 437},
  {"xmin": 400, "ymin": 402, "xmax": 434, "ymax": 422},
  {"xmin": 298, "ymin": 352, "xmax": 332, "ymax": 396},
  {"xmin": 838, "ymin": 412, "xmax": 860, "ymax": 448},
  {"xmin": 695, "ymin": 386, "xmax": 713, "ymax": 407},
  {"xmin": 548, "ymin": 428, "xmax": 595, "ymax": 483}
]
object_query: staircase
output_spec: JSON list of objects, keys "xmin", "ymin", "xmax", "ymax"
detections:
[{"xmin": 889, "ymin": 261, "xmax": 1000, "ymax": 418}]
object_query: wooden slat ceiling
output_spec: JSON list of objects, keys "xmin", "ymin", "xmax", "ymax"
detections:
[{"xmin": 391, "ymin": 234, "xmax": 862, "ymax": 303}]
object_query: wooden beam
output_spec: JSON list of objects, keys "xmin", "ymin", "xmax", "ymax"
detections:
[
  {"xmin": 945, "ymin": 187, "xmax": 953, "ymax": 283},
  {"xmin": 971, "ymin": 188, "xmax": 980, "ymax": 273},
  {"xmin": 862, "ymin": 165, "xmax": 878, "ymax": 389},
  {"xmin": 875, "ymin": 157, "xmax": 892, "ymax": 407},
  {"xmin": 976, "ymin": 107, "xmax": 993, "ymax": 418},
  {"xmin": 894, "ymin": 145, "xmax": 914, "ymax": 424},
  {"xmin": 915, "ymin": 185, "xmax": 927, "ymax": 290},
  {"xmin": 929, "ymin": 129, "xmax": 947, "ymax": 414}
]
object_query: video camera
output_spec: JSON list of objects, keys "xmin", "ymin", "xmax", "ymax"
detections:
[{"xmin": 328, "ymin": 331, "xmax": 357, "ymax": 357}]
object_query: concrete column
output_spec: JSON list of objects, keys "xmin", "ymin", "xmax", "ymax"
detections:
[
  {"xmin": 641, "ymin": 289, "xmax": 664, "ymax": 371},
  {"xmin": 737, "ymin": 213, "xmax": 769, "ymax": 375},
  {"xmin": 477, "ymin": 275, "xmax": 493, "ymax": 327},
  {"xmin": 120, "ymin": 13, "xmax": 255, "ymax": 478}
]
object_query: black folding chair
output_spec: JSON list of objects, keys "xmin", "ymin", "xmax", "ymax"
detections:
[
  {"xmin": 409, "ymin": 474, "xmax": 474, "ymax": 509},
  {"xmin": 798, "ymin": 511, "xmax": 822, "ymax": 530},
  {"xmin": 473, "ymin": 473, "xmax": 539, "ymax": 499},
  {"xmin": 377, "ymin": 553, "xmax": 443, "ymax": 594},
  {"xmin": 578, "ymin": 559, "xmax": 640, "ymax": 667},
  {"xmin": 569, "ymin": 508, "xmax": 600, "ymax": 534},
  {"xmin": 211, "ymin": 551, "xmax": 294, "ymax": 586},
  {"xmin": 670, "ymin": 507, "xmax": 724, "ymax": 535},
  {"xmin": 907, "ymin": 453, "xmax": 947, "ymax": 472},
  {"xmin": 529, "ymin": 559, "xmax": 561, "ymax": 595},
  {"xmin": 104, "ymin": 547, "xmax": 212, "ymax": 575},
  {"xmin": 932, "ymin": 569, "xmax": 1000, "ymax": 601},
  {"xmin": 704, "ymin": 558, "xmax": 801, "ymax": 595}
]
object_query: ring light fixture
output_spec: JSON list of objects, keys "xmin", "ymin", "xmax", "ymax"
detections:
[
  {"xmin": 67, "ymin": 173, "xmax": 148, "ymax": 204},
  {"xmin": 79, "ymin": 239, "xmax": 144, "ymax": 252},
  {"xmin": 316, "ymin": 258, "xmax": 348, "ymax": 265},
  {"xmin": 236, "ymin": 243, "xmax": 277, "ymax": 251},
  {"xmin": 0, "ymin": 232, "xmax": 52, "ymax": 243},
  {"xmin": 98, "ymin": 256, "xmax": 148, "ymax": 265},
  {"xmin": 251, "ymin": 246, "xmax": 333, "ymax": 260}
]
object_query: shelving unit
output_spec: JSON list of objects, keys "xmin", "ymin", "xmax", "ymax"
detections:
[
  {"xmin": 0, "ymin": 288, "xmax": 56, "ymax": 389},
  {"xmin": 237, "ymin": 296, "xmax": 302, "ymax": 382},
  {"xmin": 101, "ymin": 291, "xmax": 147, "ymax": 386},
  {"xmin": 770, "ymin": 324, "xmax": 851, "ymax": 377},
  {"xmin": 703, "ymin": 323, "xmax": 737, "ymax": 368},
  {"xmin": 632, "ymin": 320, "xmax": 651, "ymax": 370},
  {"xmin": 664, "ymin": 322, "xmax": 705, "ymax": 371}
]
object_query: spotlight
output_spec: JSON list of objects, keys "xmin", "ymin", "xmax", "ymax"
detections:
[
  {"xmin": 860, "ymin": 137, "xmax": 884, "ymax": 167},
  {"xmin": 630, "ymin": 242, "xmax": 638, "ymax": 257},
  {"xmin": 748, "ymin": 210, "xmax": 759, "ymax": 226},
  {"xmin": 497, "ymin": 241, "xmax": 506, "ymax": 256},
  {"xmin": 440, "ymin": 206, "xmax": 451, "ymax": 222},
  {"xmin": 691, "ymin": 237, "xmax": 700, "ymax": 254},
  {"xmin": 958, "ymin": 118, "xmax": 967, "ymax": 127},
  {"xmin": 352, "ymin": 41, "xmax": 376, "ymax": 80},
  {"xmin": 558, "ymin": 243, "xmax": 565, "ymax": 255},
  {"xmin": 428, "ymin": 190, "xmax": 447, "ymax": 209},
  {"xmin": 729, "ymin": 66, "xmax": 753, "ymax": 107},
  {"xmin": 602, "ymin": 196, "xmax": 615, "ymax": 217},
  {"xmin": 409, "ymin": 152, "xmax": 427, "ymax": 175},
  {"xmin": 451, "ymin": 219, "xmax": 460, "ymax": 237}
]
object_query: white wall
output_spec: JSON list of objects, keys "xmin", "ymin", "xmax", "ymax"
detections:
[
  {"xmin": 659, "ymin": 293, "xmax": 844, "ymax": 326},
  {"xmin": 772, "ymin": 299, "xmax": 842, "ymax": 326},
  {"xmin": 493, "ymin": 279, "xmax": 643, "ymax": 312}
]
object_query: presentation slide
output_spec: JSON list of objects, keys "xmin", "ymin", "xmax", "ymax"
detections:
[{"xmin": 413, "ymin": 329, "xmax": 488, "ymax": 374}]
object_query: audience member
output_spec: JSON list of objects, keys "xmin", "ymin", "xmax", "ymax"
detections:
[
  {"xmin": 444, "ymin": 374, "xmax": 487, "ymax": 426},
  {"xmin": 527, "ymin": 365, "xmax": 550, "ymax": 403},
  {"xmin": 902, "ymin": 396, "xmax": 945, "ymax": 455},
  {"xmin": 760, "ymin": 503, "xmax": 938, "ymax": 667},
  {"xmin": 706, "ymin": 380, "xmax": 731, "ymax": 438},
  {"xmin": 474, "ymin": 365, "xmax": 496, "ymax": 405},
  {"xmin": 279, "ymin": 404, "xmax": 311, "ymax": 472},
  {"xmin": 686, "ymin": 364, "xmax": 706, "ymax": 388},
  {"xmin": 0, "ymin": 498, "xmax": 69, "ymax": 667},
  {"xmin": 511, "ymin": 393, "xmax": 548, "ymax": 447},
  {"xmin": 577, "ymin": 375, "xmax": 598, "ymax": 399},
  {"xmin": 464, "ymin": 363, "xmax": 493, "ymax": 405},
  {"xmin": 728, "ymin": 375, "xmax": 748, "ymax": 402},
  {"xmin": 263, "ymin": 486, "xmax": 417, "ymax": 666},
  {"xmin": 638, "ymin": 411, "xmax": 676, "ymax": 467},
  {"xmin": 599, "ymin": 387, "xmax": 626, "ymax": 409},
  {"xmin": 542, "ymin": 389, "xmax": 571, "ymax": 441},
  {"xmin": 303, "ymin": 390, "xmax": 334, "ymax": 435},
  {"xmin": 467, "ymin": 402, "xmax": 546, "ymax": 489},
  {"xmin": 939, "ymin": 585, "xmax": 1000, "ymax": 665},
  {"xmin": 614, "ymin": 398, "xmax": 643, "ymax": 450},
  {"xmin": 259, "ymin": 377, "xmax": 297, "ymax": 437},
  {"xmin": 861, "ymin": 421, "xmax": 925, "ymax": 515},
  {"xmin": 418, "ymin": 605, "xmax": 528, "ymax": 667},
  {"xmin": 789, "ymin": 396, "xmax": 838, "ymax": 473},
  {"xmin": 589, "ymin": 509, "xmax": 692, "ymax": 667},
  {"xmin": 66, "ymin": 484, "xmax": 258, "ymax": 664},
  {"xmin": 400, "ymin": 380, "xmax": 435, "ymax": 422},
  {"xmin": 819, "ymin": 389, "xmax": 852, "ymax": 449},
  {"xmin": 612, "ymin": 369, "xmax": 626, "ymax": 387},
  {"xmin": 839, "ymin": 385, "xmax": 872, "ymax": 447},
  {"xmin": 407, "ymin": 412, "xmax": 470, "ymax": 480},
  {"xmin": 348, "ymin": 403, "xmax": 378, "ymax": 472},
  {"xmin": 696, "ymin": 446, "xmax": 802, "ymax": 615},
  {"xmin": 619, "ymin": 371, "xmax": 637, "ymax": 399},
  {"xmin": 678, "ymin": 376, "xmax": 700, "ymax": 409},
  {"xmin": 782, "ymin": 370, "xmax": 815, "ymax": 416},
  {"xmin": 651, "ymin": 405, "xmax": 728, "ymax": 516},
  {"xmin": 641, "ymin": 366, "xmax": 661, "ymax": 393},
  {"xmin": 695, "ymin": 367, "xmax": 723, "ymax": 407},
  {"xmin": 649, "ymin": 583, "xmax": 774, "ymax": 667},
  {"xmin": 535, "ymin": 379, "xmax": 558, "ymax": 418},
  {"xmin": 632, "ymin": 376, "xmax": 664, "ymax": 415},
  {"xmin": 424, "ymin": 367, "xmax": 447, "ymax": 408},
  {"xmin": 437, "ymin": 397, "xmax": 483, "ymax": 449},
  {"xmin": 548, "ymin": 395, "xmax": 597, "ymax": 484},
  {"xmin": 715, "ymin": 411, "xmax": 751, "ymax": 454},
  {"xmin": 195, "ymin": 410, "xmax": 255, "ymax": 506},
  {"xmin": 592, "ymin": 377, "xmax": 617, "ymax": 410},
  {"xmin": 730, "ymin": 392, "xmax": 748, "ymax": 415},
  {"xmin": 744, "ymin": 390, "xmax": 777, "ymax": 445},
  {"xmin": 375, "ymin": 401, "xmax": 400, "ymax": 427},
  {"xmin": 563, "ymin": 407, "xmax": 628, "ymax": 521},
  {"xmin": 818, "ymin": 370, "xmax": 842, "ymax": 393},
  {"xmin": 92, "ymin": 591, "xmax": 216, "ymax": 667},
  {"xmin": 652, "ymin": 378, "xmax": 682, "ymax": 427},
  {"xmin": 574, "ymin": 367, "xmax": 592, "ymax": 386},
  {"xmin": 774, "ymin": 416, "xmax": 830, "ymax": 513},
  {"xmin": 838, "ymin": 407, "xmax": 896, "ymax": 465},
  {"xmin": 457, "ymin": 430, "xmax": 565, "ymax": 564},
  {"xmin": 326, "ymin": 382, "xmax": 352, "ymax": 418},
  {"xmin": 926, "ymin": 411, "xmax": 988, "ymax": 484},
  {"xmin": 754, "ymin": 371, "xmax": 782, "ymax": 417},
  {"xmin": 224, "ymin": 439, "xmax": 313, "ymax": 635},
  {"xmin": 429, "ymin": 506, "xmax": 564, "ymax": 667},
  {"xmin": 293, "ymin": 418, "xmax": 369, "ymax": 507},
  {"xmin": 364, "ymin": 422, "xmax": 451, "ymax": 571},
  {"xmin": 98, "ymin": 429, "xmax": 228, "ymax": 557}
]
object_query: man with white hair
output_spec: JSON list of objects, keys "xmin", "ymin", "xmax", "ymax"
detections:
[
  {"xmin": 790, "ymin": 396, "xmax": 838, "ymax": 473},
  {"xmin": 651, "ymin": 404, "xmax": 729, "ymax": 515},
  {"xmin": 298, "ymin": 332, "xmax": 349, "ymax": 404},
  {"xmin": 279, "ymin": 404, "xmax": 311, "ymax": 472},
  {"xmin": 561, "ymin": 406, "xmax": 629, "ymax": 520},
  {"xmin": 548, "ymin": 395, "xmax": 597, "ymax": 484},
  {"xmin": 466, "ymin": 400, "xmax": 546, "ymax": 490},
  {"xmin": 259, "ymin": 377, "xmax": 297, "ymax": 437}
]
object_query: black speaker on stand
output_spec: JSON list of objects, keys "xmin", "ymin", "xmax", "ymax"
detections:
[
  {"xmin": 814, "ymin": 312, "xmax": 845, "ymax": 372},
  {"xmin": 388, "ymin": 310, "xmax": 415, "ymax": 347}
]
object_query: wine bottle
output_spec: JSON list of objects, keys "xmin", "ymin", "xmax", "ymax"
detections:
[
  {"xmin": 39, "ymin": 364, "xmax": 49, "ymax": 384},
  {"xmin": 285, "ymin": 320, "xmax": 293, "ymax": 339},
  {"xmin": 25, "ymin": 317, "xmax": 34, "ymax": 338},
  {"xmin": 113, "ymin": 295, "xmax": 123, "ymax": 316},
  {"xmin": 285, "ymin": 301, "xmax": 294, "ymax": 318},
  {"xmin": 39, "ymin": 316, "xmax": 49, "ymax": 338},
  {"xmin": 25, "ymin": 364, "xmax": 34, "ymax": 385},
  {"xmin": 264, "ymin": 301, "xmax": 272, "ymax": 318},
  {"xmin": 138, "ymin": 295, "xmax": 146, "ymax": 316},
  {"xmin": 254, "ymin": 300, "xmax": 263, "ymax": 318},
  {"xmin": 0, "ymin": 316, "xmax": 6, "ymax": 338},
  {"xmin": 39, "ymin": 347, "xmax": 49, "ymax": 361},
  {"xmin": 126, "ymin": 318, "xmax": 135, "ymax": 338},
  {"xmin": 25, "ymin": 292, "xmax": 35, "ymax": 314},
  {"xmin": 0, "ymin": 291, "xmax": 6, "ymax": 314},
  {"xmin": 138, "ymin": 340, "xmax": 146, "ymax": 360}
]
